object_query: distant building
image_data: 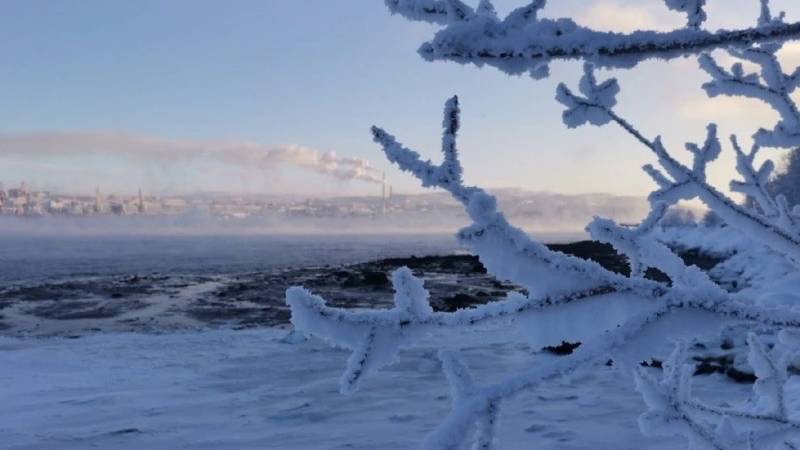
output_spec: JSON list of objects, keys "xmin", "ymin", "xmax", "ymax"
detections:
[
  {"xmin": 136, "ymin": 188, "xmax": 146, "ymax": 214},
  {"xmin": 94, "ymin": 188, "xmax": 106, "ymax": 214},
  {"xmin": 8, "ymin": 188, "xmax": 25, "ymax": 199},
  {"xmin": 110, "ymin": 203, "xmax": 126, "ymax": 215}
]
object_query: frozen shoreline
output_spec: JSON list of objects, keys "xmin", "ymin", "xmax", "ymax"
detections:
[
  {"xmin": 0, "ymin": 253, "xmax": 513, "ymax": 337},
  {"xmin": 0, "ymin": 241, "xmax": 699, "ymax": 338}
]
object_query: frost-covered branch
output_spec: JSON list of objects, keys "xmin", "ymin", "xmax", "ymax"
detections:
[
  {"xmin": 384, "ymin": 0, "xmax": 800, "ymax": 78},
  {"xmin": 587, "ymin": 205, "xmax": 721, "ymax": 290},
  {"xmin": 435, "ymin": 350, "xmax": 500, "ymax": 450},
  {"xmin": 636, "ymin": 336, "xmax": 800, "ymax": 449},
  {"xmin": 286, "ymin": 3, "xmax": 800, "ymax": 449},
  {"xmin": 557, "ymin": 64, "xmax": 800, "ymax": 265},
  {"xmin": 287, "ymin": 267, "xmax": 430, "ymax": 394},
  {"xmin": 425, "ymin": 298, "xmax": 800, "ymax": 450},
  {"xmin": 700, "ymin": 49, "xmax": 800, "ymax": 147},
  {"xmin": 730, "ymin": 135, "xmax": 779, "ymax": 217},
  {"xmin": 694, "ymin": 30, "xmax": 800, "ymax": 235},
  {"xmin": 371, "ymin": 95, "xmax": 663, "ymax": 298},
  {"xmin": 664, "ymin": 0, "xmax": 707, "ymax": 29},
  {"xmin": 635, "ymin": 342, "xmax": 731, "ymax": 450},
  {"xmin": 287, "ymin": 261, "xmax": 800, "ymax": 448},
  {"xmin": 286, "ymin": 90, "xmax": 800, "ymax": 449},
  {"xmin": 424, "ymin": 306, "xmax": 673, "ymax": 449},
  {"xmin": 288, "ymin": 91, "xmax": 800, "ymax": 448}
]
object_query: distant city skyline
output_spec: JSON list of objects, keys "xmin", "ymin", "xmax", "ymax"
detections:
[
  {"xmin": 0, "ymin": 180, "xmax": 658, "ymax": 235},
  {"xmin": 0, "ymin": 0, "xmax": 797, "ymax": 198}
]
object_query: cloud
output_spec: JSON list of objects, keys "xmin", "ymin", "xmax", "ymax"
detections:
[
  {"xmin": 678, "ymin": 95, "xmax": 778, "ymax": 123},
  {"xmin": 576, "ymin": 2, "xmax": 671, "ymax": 32},
  {"xmin": 0, "ymin": 131, "xmax": 384, "ymax": 185},
  {"xmin": 778, "ymin": 42, "xmax": 800, "ymax": 71}
]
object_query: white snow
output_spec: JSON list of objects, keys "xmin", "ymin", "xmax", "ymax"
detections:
[{"xmin": 3, "ymin": 327, "xmax": 738, "ymax": 450}]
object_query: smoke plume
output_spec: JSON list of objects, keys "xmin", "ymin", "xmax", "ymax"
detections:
[{"xmin": 0, "ymin": 131, "xmax": 384, "ymax": 184}]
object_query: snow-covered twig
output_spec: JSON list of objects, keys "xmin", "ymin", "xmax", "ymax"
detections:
[
  {"xmin": 664, "ymin": 0, "xmax": 707, "ymax": 29},
  {"xmin": 287, "ymin": 267, "xmax": 430, "ymax": 394},
  {"xmin": 636, "ymin": 335, "xmax": 800, "ymax": 449},
  {"xmin": 371, "ymin": 95, "xmax": 664, "ymax": 297},
  {"xmin": 730, "ymin": 135, "xmax": 779, "ymax": 217},
  {"xmin": 557, "ymin": 64, "xmax": 800, "ymax": 265},
  {"xmin": 424, "ymin": 305, "xmax": 675, "ymax": 449},
  {"xmin": 700, "ymin": 50, "xmax": 800, "ymax": 148},
  {"xmin": 586, "ymin": 202, "xmax": 720, "ymax": 290}
]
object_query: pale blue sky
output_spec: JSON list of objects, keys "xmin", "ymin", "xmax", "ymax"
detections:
[{"xmin": 0, "ymin": 0, "xmax": 796, "ymax": 196}]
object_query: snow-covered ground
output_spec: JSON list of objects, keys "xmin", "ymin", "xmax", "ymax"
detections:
[
  {"xmin": 1, "ymin": 226, "xmax": 788, "ymax": 449},
  {"xmin": 2, "ymin": 327, "xmax": 752, "ymax": 450}
]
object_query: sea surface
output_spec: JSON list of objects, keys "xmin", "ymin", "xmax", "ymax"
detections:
[
  {"xmin": 0, "ymin": 234, "xmax": 462, "ymax": 285},
  {"xmin": 0, "ymin": 231, "xmax": 588, "ymax": 286}
]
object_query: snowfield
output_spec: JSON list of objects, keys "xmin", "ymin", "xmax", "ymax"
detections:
[{"xmin": 2, "ymin": 327, "xmax": 754, "ymax": 450}]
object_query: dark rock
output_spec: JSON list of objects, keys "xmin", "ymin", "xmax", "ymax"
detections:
[
  {"xmin": 720, "ymin": 338, "xmax": 734, "ymax": 350},
  {"xmin": 108, "ymin": 428, "xmax": 142, "ymax": 435},
  {"xmin": 375, "ymin": 254, "xmax": 487, "ymax": 275},
  {"xmin": 543, "ymin": 341, "xmax": 581, "ymax": 355},
  {"xmin": 694, "ymin": 362, "xmax": 725, "ymax": 376},
  {"xmin": 437, "ymin": 293, "xmax": 482, "ymax": 312},
  {"xmin": 726, "ymin": 367, "xmax": 757, "ymax": 383},
  {"xmin": 546, "ymin": 240, "xmax": 720, "ymax": 286},
  {"xmin": 361, "ymin": 271, "xmax": 390, "ymax": 288},
  {"xmin": 640, "ymin": 359, "xmax": 663, "ymax": 368},
  {"xmin": 548, "ymin": 241, "xmax": 630, "ymax": 275},
  {"xmin": 679, "ymin": 248, "xmax": 724, "ymax": 271},
  {"xmin": 691, "ymin": 353, "xmax": 758, "ymax": 383},
  {"xmin": 693, "ymin": 354, "xmax": 734, "ymax": 366}
]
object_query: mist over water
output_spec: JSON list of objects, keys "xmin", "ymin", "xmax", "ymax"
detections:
[
  {"xmin": 0, "ymin": 209, "xmax": 592, "ymax": 238},
  {"xmin": 1, "ymin": 190, "xmax": 607, "ymax": 285},
  {"xmin": 0, "ymin": 221, "xmax": 587, "ymax": 285}
]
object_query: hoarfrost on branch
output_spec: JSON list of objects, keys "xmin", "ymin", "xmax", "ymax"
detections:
[{"xmin": 286, "ymin": 1, "xmax": 800, "ymax": 448}]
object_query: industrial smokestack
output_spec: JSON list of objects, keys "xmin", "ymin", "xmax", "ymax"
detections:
[{"xmin": 94, "ymin": 187, "xmax": 105, "ymax": 214}]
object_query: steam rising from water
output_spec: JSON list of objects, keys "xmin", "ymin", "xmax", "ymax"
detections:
[{"xmin": 0, "ymin": 131, "xmax": 384, "ymax": 184}]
